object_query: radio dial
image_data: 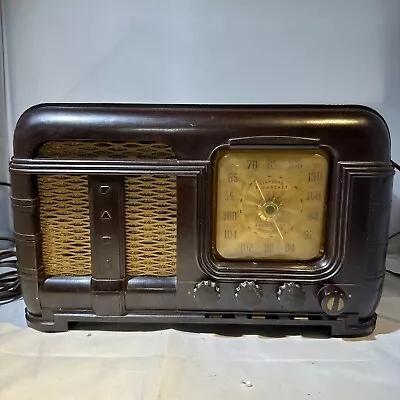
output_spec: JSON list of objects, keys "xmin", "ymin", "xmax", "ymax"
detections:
[
  {"xmin": 193, "ymin": 281, "xmax": 220, "ymax": 306},
  {"xmin": 235, "ymin": 281, "xmax": 262, "ymax": 307}
]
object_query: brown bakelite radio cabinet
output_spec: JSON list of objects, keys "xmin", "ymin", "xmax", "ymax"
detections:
[{"xmin": 10, "ymin": 104, "xmax": 393, "ymax": 336}]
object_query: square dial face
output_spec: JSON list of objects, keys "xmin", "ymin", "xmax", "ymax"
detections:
[{"xmin": 214, "ymin": 149, "xmax": 329, "ymax": 261}]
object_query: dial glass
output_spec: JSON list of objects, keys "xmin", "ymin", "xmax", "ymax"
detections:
[{"xmin": 214, "ymin": 149, "xmax": 329, "ymax": 261}]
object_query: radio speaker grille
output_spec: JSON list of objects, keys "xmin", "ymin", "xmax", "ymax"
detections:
[
  {"xmin": 38, "ymin": 175, "xmax": 92, "ymax": 276},
  {"xmin": 125, "ymin": 175, "xmax": 177, "ymax": 277},
  {"xmin": 37, "ymin": 140, "xmax": 176, "ymax": 159},
  {"xmin": 37, "ymin": 141, "xmax": 177, "ymax": 277}
]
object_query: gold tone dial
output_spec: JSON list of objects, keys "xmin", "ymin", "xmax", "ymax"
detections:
[{"xmin": 214, "ymin": 149, "xmax": 329, "ymax": 261}]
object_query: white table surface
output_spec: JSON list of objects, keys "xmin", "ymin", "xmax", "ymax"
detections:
[{"xmin": 1, "ymin": 274, "xmax": 400, "ymax": 400}]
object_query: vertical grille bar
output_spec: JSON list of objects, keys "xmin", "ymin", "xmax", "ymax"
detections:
[
  {"xmin": 89, "ymin": 176, "xmax": 126, "ymax": 316},
  {"xmin": 89, "ymin": 176, "xmax": 125, "ymax": 279}
]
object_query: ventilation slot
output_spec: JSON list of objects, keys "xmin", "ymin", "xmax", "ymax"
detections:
[
  {"xmin": 125, "ymin": 175, "xmax": 177, "ymax": 277},
  {"xmin": 38, "ymin": 175, "xmax": 92, "ymax": 276}
]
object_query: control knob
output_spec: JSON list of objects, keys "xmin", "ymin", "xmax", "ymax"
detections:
[
  {"xmin": 193, "ymin": 280, "xmax": 220, "ymax": 306},
  {"xmin": 277, "ymin": 282, "xmax": 306, "ymax": 309},
  {"xmin": 318, "ymin": 285, "xmax": 347, "ymax": 316},
  {"xmin": 235, "ymin": 281, "xmax": 262, "ymax": 307}
]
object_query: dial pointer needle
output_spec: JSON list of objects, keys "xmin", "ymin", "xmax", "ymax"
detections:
[
  {"xmin": 273, "ymin": 220, "xmax": 284, "ymax": 240},
  {"xmin": 255, "ymin": 180, "xmax": 266, "ymax": 202}
]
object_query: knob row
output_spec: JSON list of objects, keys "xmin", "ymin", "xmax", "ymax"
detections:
[{"xmin": 193, "ymin": 280, "xmax": 347, "ymax": 315}]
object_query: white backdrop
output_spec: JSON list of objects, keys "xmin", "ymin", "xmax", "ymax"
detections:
[{"xmin": 2, "ymin": 0, "xmax": 400, "ymax": 230}]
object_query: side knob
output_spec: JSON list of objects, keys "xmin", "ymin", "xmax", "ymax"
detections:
[
  {"xmin": 318, "ymin": 285, "xmax": 347, "ymax": 316},
  {"xmin": 235, "ymin": 281, "xmax": 262, "ymax": 307},
  {"xmin": 277, "ymin": 282, "xmax": 305, "ymax": 309},
  {"xmin": 193, "ymin": 280, "xmax": 220, "ymax": 306}
]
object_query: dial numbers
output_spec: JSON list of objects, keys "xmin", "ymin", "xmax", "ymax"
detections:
[{"xmin": 214, "ymin": 150, "xmax": 329, "ymax": 261}]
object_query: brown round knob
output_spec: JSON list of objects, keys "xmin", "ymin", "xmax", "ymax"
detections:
[
  {"xmin": 235, "ymin": 281, "xmax": 262, "ymax": 307},
  {"xmin": 277, "ymin": 282, "xmax": 305, "ymax": 309},
  {"xmin": 193, "ymin": 280, "xmax": 220, "ymax": 306},
  {"xmin": 318, "ymin": 285, "xmax": 347, "ymax": 316}
]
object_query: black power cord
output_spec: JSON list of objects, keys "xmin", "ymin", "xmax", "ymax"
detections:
[
  {"xmin": 392, "ymin": 160, "xmax": 400, "ymax": 173},
  {"xmin": 390, "ymin": 161, "xmax": 400, "ymax": 240},
  {"xmin": 0, "ymin": 181, "xmax": 21, "ymax": 304},
  {"xmin": 0, "ymin": 237, "xmax": 21, "ymax": 304},
  {"xmin": 385, "ymin": 161, "xmax": 400, "ymax": 277}
]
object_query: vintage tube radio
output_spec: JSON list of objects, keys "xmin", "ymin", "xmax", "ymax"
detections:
[{"xmin": 10, "ymin": 104, "xmax": 393, "ymax": 336}]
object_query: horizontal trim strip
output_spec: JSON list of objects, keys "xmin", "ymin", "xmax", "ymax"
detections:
[
  {"xmin": 19, "ymin": 267, "xmax": 42, "ymax": 277},
  {"xmin": 127, "ymin": 276, "xmax": 177, "ymax": 292},
  {"xmin": 34, "ymin": 310, "xmax": 361, "ymax": 327},
  {"xmin": 10, "ymin": 197, "xmax": 40, "ymax": 208},
  {"xmin": 229, "ymin": 135, "xmax": 321, "ymax": 146},
  {"xmin": 10, "ymin": 158, "xmax": 208, "ymax": 175},
  {"xmin": 14, "ymin": 232, "xmax": 42, "ymax": 242},
  {"xmin": 42, "ymin": 276, "xmax": 91, "ymax": 292},
  {"xmin": 92, "ymin": 278, "xmax": 125, "ymax": 292},
  {"xmin": 338, "ymin": 162, "xmax": 394, "ymax": 173}
]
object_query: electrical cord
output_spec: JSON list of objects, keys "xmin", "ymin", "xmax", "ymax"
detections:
[
  {"xmin": 389, "ymin": 231, "xmax": 400, "ymax": 240},
  {"xmin": 386, "ymin": 161, "xmax": 400, "ymax": 277},
  {"xmin": 392, "ymin": 160, "xmax": 400, "ymax": 172},
  {"xmin": 390, "ymin": 161, "xmax": 400, "ymax": 240},
  {"xmin": 0, "ymin": 181, "xmax": 21, "ymax": 304},
  {"xmin": 0, "ymin": 237, "xmax": 21, "ymax": 304}
]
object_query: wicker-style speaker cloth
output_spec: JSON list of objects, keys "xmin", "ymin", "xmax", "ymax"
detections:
[
  {"xmin": 37, "ymin": 141, "xmax": 177, "ymax": 277},
  {"xmin": 37, "ymin": 140, "xmax": 176, "ymax": 159},
  {"xmin": 125, "ymin": 175, "xmax": 177, "ymax": 277},
  {"xmin": 38, "ymin": 175, "xmax": 92, "ymax": 276}
]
